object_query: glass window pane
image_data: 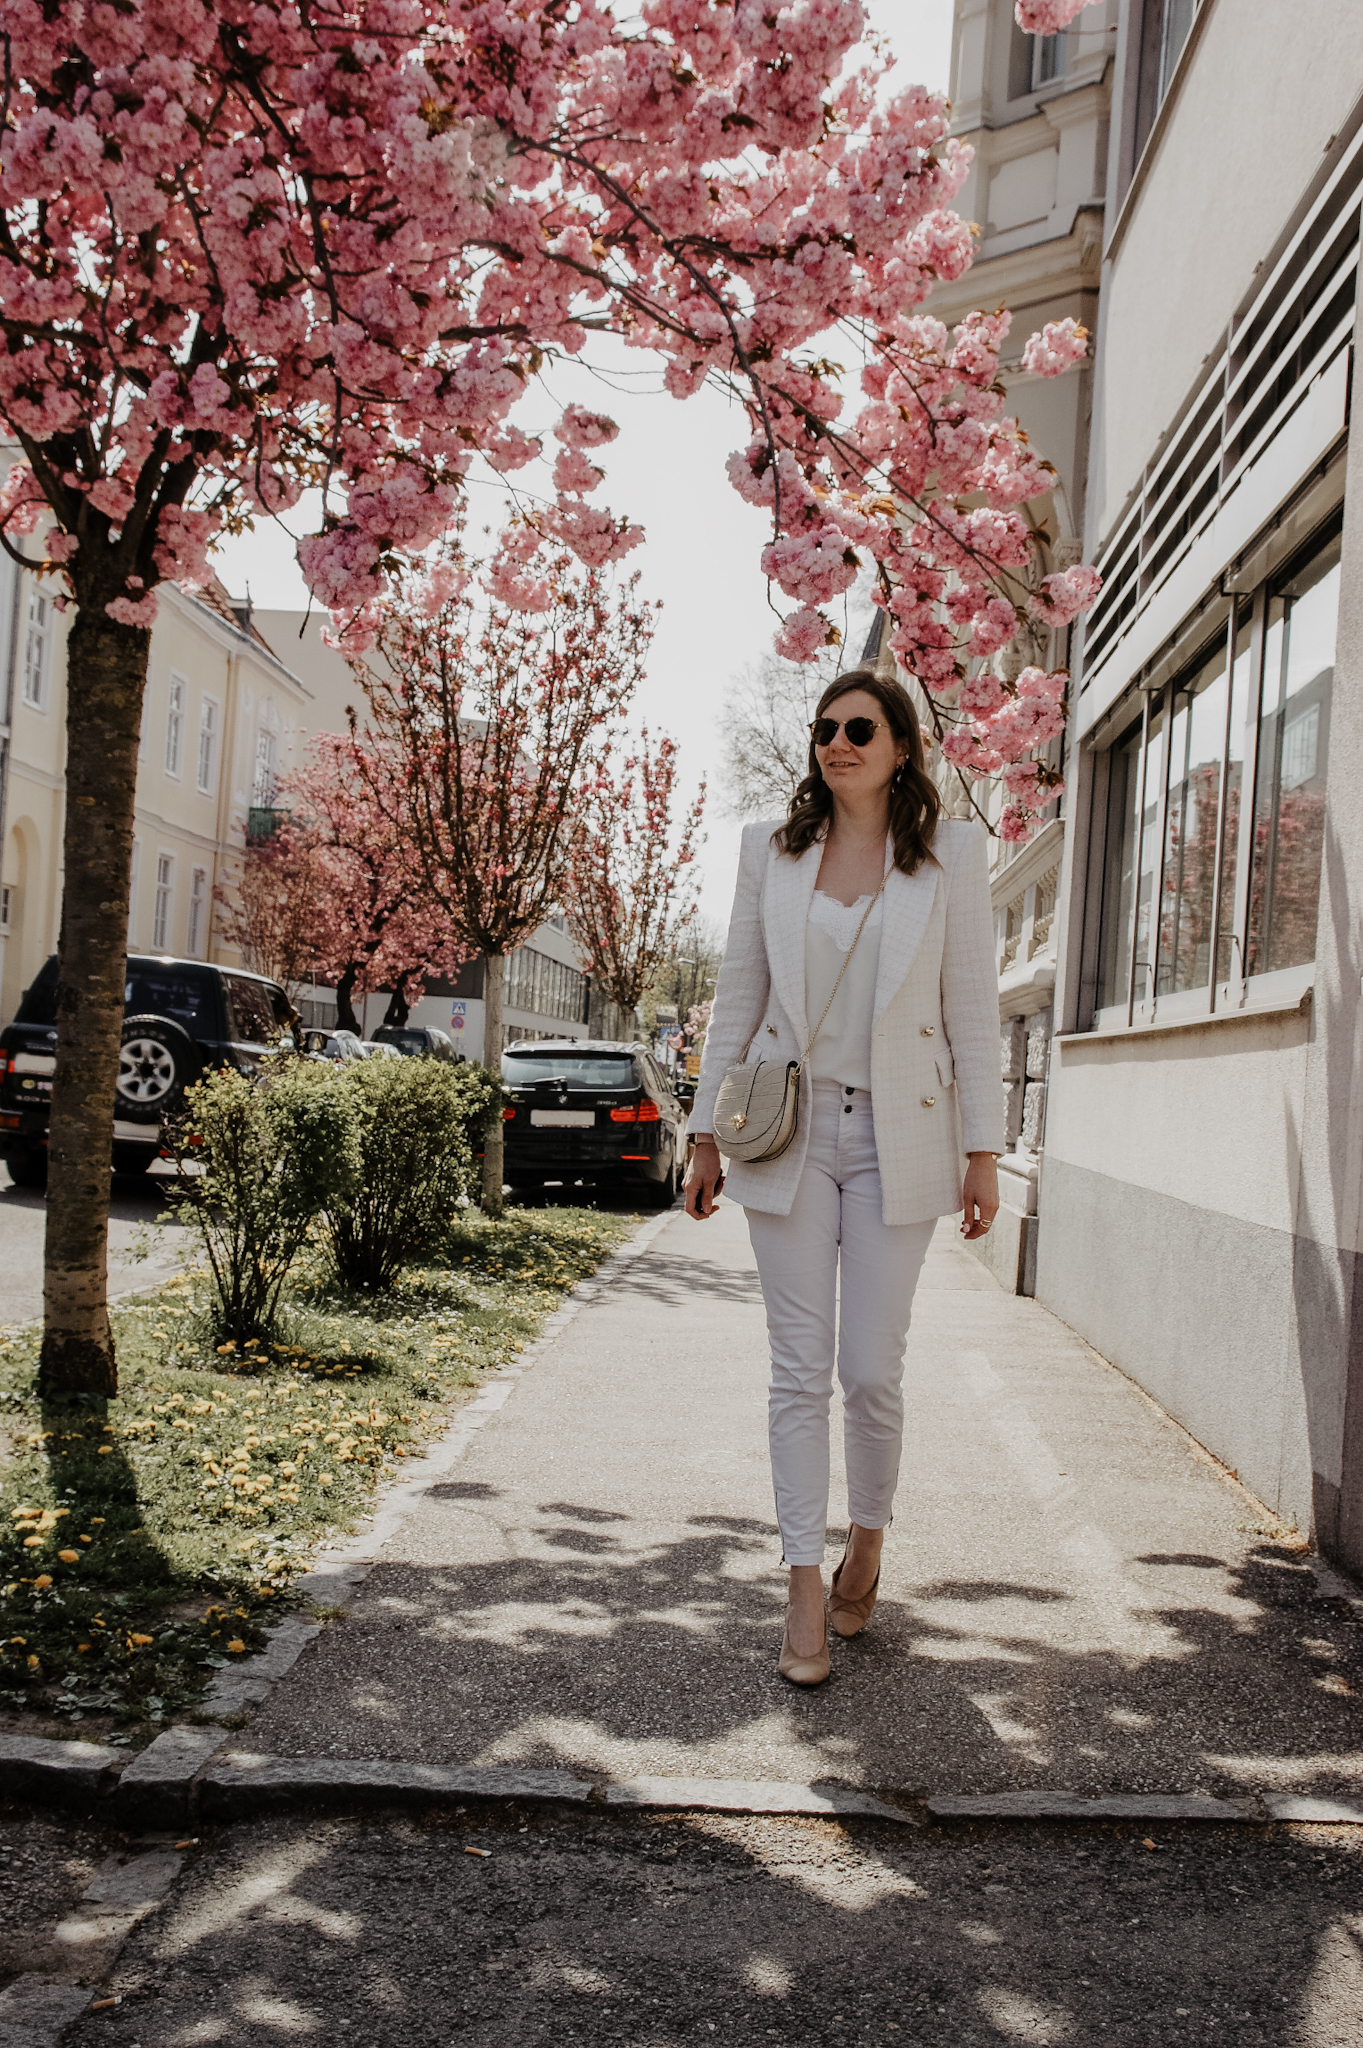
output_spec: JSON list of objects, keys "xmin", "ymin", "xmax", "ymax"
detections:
[
  {"xmin": 1158, "ymin": 642, "xmax": 1229, "ymax": 996},
  {"xmin": 1132, "ymin": 703, "xmax": 1165, "ymax": 1011},
  {"xmin": 1215, "ymin": 620, "xmax": 1251, "ymax": 985},
  {"xmin": 1097, "ymin": 723, "xmax": 1142, "ymax": 1010},
  {"xmin": 1246, "ymin": 536, "xmax": 1339, "ymax": 978}
]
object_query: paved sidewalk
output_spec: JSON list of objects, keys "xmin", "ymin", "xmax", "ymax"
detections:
[
  {"xmin": 0, "ymin": 1166, "xmax": 188, "ymax": 1327},
  {"xmin": 249, "ymin": 1200, "xmax": 1361, "ymax": 1803}
]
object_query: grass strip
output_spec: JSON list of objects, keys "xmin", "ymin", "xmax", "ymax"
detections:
[{"xmin": 0, "ymin": 1206, "xmax": 631, "ymax": 1736}]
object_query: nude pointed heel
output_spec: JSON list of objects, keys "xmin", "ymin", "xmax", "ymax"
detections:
[
  {"xmin": 828, "ymin": 1541, "xmax": 880, "ymax": 1639},
  {"xmin": 778, "ymin": 1604, "xmax": 831, "ymax": 1686}
]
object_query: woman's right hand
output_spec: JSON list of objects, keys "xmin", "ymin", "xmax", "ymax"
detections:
[{"xmin": 684, "ymin": 1135, "xmax": 724, "ymax": 1220}]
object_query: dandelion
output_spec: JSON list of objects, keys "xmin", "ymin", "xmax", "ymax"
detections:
[
  {"xmin": 129, "ymin": 1633, "xmax": 154, "ymax": 1646},
  {"xmin": 32, "ymin": 1574, "xmax": 52, "ymax": 1589},
  {"xmin": 227, "ymin": 1639, "xmax": 246, "ymax": 1654},
  {"xmin": 58, "ymin": 1549, "xmax": 79, "ymax": 1564}
]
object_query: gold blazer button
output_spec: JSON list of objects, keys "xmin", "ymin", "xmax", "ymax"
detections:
[
  {"xmin": 921, "ymin": 1095, "xmax": 936, "ymax": 1108},
  {"xmin": 920, "ymin": 1025, "xmax": 935, "ymax": 1036},
  {"xmin": 766, "ymin": 1025, "xmax": 777, "ymax": 1035}
]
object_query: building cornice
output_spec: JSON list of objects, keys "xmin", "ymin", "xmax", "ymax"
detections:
[
  {"xmin": 926, "ymin": 208, "xmax": 1104, "ymax": 329},
  {"xmin": 162, "ymin": 582, "xmax": 309, "ymax": 699}
]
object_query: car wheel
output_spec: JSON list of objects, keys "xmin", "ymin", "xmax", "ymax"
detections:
[
  {"xmin": 647, "ymin": 1156, "xmax": 679, "ymax": 1208},
  {"xmin": 5, "ymin": 1147, "xmax": 47, "ymax": 1190},
  {"xmin": 116, "ymin": 1015, "xmax": 201, "ymax": 1125}
]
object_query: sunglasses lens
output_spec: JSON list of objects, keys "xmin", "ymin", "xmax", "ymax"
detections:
[
  {"xmin": 810, "ymin": 718, "xmax": 838, "ymax": 746},
  {"xmin": 844, "ymin": 718, "xmax": 876, "ymax": 746}
]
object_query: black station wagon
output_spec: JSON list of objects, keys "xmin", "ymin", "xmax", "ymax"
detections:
[
  {"xmin": 500, "ymin": 1039, "xmax": 687, "ymax": 1207},
  {"xmin": 1, "ymin": 953, "xmax": 294, "ymax": 1187}
]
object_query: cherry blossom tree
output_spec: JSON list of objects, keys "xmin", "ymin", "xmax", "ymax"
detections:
[
  {"xmin": 566, "ymin": 729, "xmax": 706, "ymax": 1017},
  {"xmin": 278, "ymin": 733, "xmax": 471, "ymax": 1035},
  {"xmin": 0, "ymin": 0, "xmax": 1098, "ymax": 1394},
  {"xmin": 355, "ymin": 534, "xmax": 650, "ymax": 1213},
  {"xmin": 213, "ymin": 818, "xmax": 326, "ymax": 1003}
]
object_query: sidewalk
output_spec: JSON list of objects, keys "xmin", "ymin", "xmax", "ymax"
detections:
[{"xmin": 248, "ymin": 1199, "xmax": 1361, "ymax": 1804}]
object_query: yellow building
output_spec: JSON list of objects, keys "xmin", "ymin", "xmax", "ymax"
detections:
[{"xmin": 0, "ymin": 556, "xmax": 352, "ymax": 1024}]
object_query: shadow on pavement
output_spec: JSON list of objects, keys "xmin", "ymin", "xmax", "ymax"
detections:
[{"xmin": 59, "ymin": 1802, "xmax": 1363, "ymax": 2047}]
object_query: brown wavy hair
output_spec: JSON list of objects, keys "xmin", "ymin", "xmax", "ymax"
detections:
[{"xmin": 771, "ymin": 666, "xmax": 943, "ymax": 875}]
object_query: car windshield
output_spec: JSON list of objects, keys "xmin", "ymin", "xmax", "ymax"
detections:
[
  {"xmin": 222, "ymin": 973, "xmax": 279, "ymax": 1045},
  {"xmin": 502, "ymin": 1052, "xmax": 638, "ymax": 1088},
  {"xmin": 377, "ymin": 1030, "xmax": 428, "ymax": 1054}
]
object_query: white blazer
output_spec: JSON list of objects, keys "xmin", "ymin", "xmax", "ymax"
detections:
[{"xmin": 692, "ymin": 818, "xmax": 1006, "ymax": 1225}]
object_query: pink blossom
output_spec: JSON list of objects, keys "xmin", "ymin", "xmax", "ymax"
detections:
[
  {"xmin": 1033, "ymin": 564, "xmax": 1102, "ymax": 625},
  {"xmin": 959, "ymin": 669, "xmax": 1008, "ymax": 719},
  {"xmin": 105, "ymin": 593, "xmax": 159, "ymax": 627},
  {"xmin": 1014, "ymin": 0, "xmax": 1091, "ymax": 33},
  {"xmin": 1021, "ymin": 318, "xmax": 1090, "ymax": 377},
  {"xmin": 554, "ymin": 406, "xmax": 621, "ymax": 450},
  {"xmin": 773, "ymin": 607, "xmax": 833, "ymax": 664}
]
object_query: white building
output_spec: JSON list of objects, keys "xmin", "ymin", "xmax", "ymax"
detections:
[{"xmin": 1035, "ymin": 0, "xmax": 1363, "ymax": 1569}]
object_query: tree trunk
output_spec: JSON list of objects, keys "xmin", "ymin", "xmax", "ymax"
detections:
[
  {"xmin": 382, "ymin": 975, "xmax": 414, "ymax": 1028},
  {"xmin": 334, "ymin": 962, "xmax": 362, "ymax": 1036},
  {"xmin": 481, "ymin": 950, "xmax": 505, "ymax": 1216},
  {"xmin": 39, "ymin": 605, "xmax": 151, "ymax": 1398}
]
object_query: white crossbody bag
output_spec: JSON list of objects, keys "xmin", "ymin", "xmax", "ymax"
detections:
[{"xmin": 711, "ymin": 877, "xmax": 887, "ymax": 1164}]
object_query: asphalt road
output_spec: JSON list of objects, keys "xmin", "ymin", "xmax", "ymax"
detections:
[
  {"xmin": 47, "ymin": 1802, "xmax": 1363, "ymax": 2048},
  {"xmin": 0, "ymin": 1162, "xmax": 189, "ymax": 1329}
]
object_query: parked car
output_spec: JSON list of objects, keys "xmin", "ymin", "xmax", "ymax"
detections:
[
  {"xmin": 1, "ymin": 953, "xmax": 295, "ymax": 1187},
  {"xmin": 300, "ymin": 1028, "xmax": 370, "ymax": 1065},
  {"xmin": 500, "ymin": 1039, "xmax": 687, "ymax": 1206},
  {"xmin": 360, "ymin": 1040, "xmax": 404, "ymax": 1061},
  {"xmin": 369, "ymin": 1024, "xmax": 458, "ymax": 1061}
]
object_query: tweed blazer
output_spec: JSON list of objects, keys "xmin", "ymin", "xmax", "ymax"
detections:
[{"xmin": 691, "ymin": 818, "xmax": 1006, "ymax": 1225}]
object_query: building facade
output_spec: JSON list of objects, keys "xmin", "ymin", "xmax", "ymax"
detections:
[
  {"xmin": 1033, "ymin": 0, "xmax": 1363, "ymax": 1569},
  {"xmin": 932, "ymin": 0, "xmax": 1115, "ymax": 1290}
]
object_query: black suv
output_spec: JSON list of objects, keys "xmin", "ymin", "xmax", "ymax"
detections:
[
  {"xmin": 370, "ymin": 1025, "xmax": 458, "ymax": 1060},
  {"xmin": 1, "ymin": 954, "xmax": 294, "ymax": 1187},
  {"xmin": 500, "ymin": 1040, "xmax": 687, "ymax": 1207}
]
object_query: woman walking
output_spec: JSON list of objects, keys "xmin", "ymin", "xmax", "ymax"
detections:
[{"xmin": 684, "ymin": 665, "xmax": 1004, "ymax": 1684}]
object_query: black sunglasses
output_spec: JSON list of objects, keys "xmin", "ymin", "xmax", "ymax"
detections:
[{"xmin": 809, "ymin": 715, "xmax": 884, "ymax": 747}]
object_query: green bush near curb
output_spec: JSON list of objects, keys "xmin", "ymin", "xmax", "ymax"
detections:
[{"xmin": 0, "ymin": 1206, "xmax": 629, "ymax": 1731}]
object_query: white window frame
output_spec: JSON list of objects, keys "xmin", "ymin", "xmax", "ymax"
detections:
[
  {"xmin": 253, "ymin": 727, "xmax": 277, "ymax": 807},
  {"xmin": 197, "ymin": 693, "xmax": 219, "ymax": 796},
  {"xmin": 0, "ymin": 884, "xmax": 11, "ymax": 935},
  {"xmin": 165, "ymin": 674, "xmax": 185, "ymax": 779},
  {"xmin": 187, "ymin": 864, "xmax": 209, "ymax": 958},
  {"xmin": 21, "ymin": 582, "xmax": 50, "ymax": 711},
  {"xmin": 152, "ymin": 851, "xmax": 175, "ymax": 953},
  {"xmin": 128, "ymin": 837, "xmax": 141, "ymax": 946}
]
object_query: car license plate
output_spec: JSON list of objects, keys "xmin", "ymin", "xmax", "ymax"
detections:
[
  {"xmin": 530, "ymin": 1109, "xmax": 594, "ymax": 1127},
  {"xmin": 14, "ymin": 1053, "xmax": 55, "ymax": 1075}
]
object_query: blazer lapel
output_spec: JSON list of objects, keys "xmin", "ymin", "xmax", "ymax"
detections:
[
  {"xmin": 764, "ymin": 836, "xmax": 822, "ymax": 1046},
  {"xmin": 873, "ymin": 860, "xmax": 941, "ymax": 1024}
]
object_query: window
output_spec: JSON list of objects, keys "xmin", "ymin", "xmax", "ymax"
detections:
[
  {"xmin": 1092, "ymin": 520, "xmax": 1339, "ymax": 1025},
  {"xmin": 222, "ymin": 973, "xmax": 278, "ymax": 1046},
  {"xmin": 187, "ymin": 866, "xmax": 209, "ymax": 958},
  {"xmin": 502, "ymin": 1051, "xmax": 637, "ymax": 1088},
  {"xmin": 1245, "ymin": 537, "xmax": 1338, "ymax": 979},
  {"xmin": 21, "ymin": 584, "xmax": 49, "ymax": 709},
  {"xmin": 128, "ymin": 837, "xmax": 141, "ymax": 946},
  {"xmin": 153, "ymin": 853, "xmax": 174, "ymax": 952},
  {"xmin": 1135, "ymin": 0, "xmax": 1200, "ymax": 160},
  {"xmin": 124, "ymin": 966, "xmax": 213, "ymax": 1031},
  {"xmin": 0, "ymin": 884, "xmax": 10, "ymax": 934},
  {"xmin": 506, "ymin": 945, "xmax": 586, "ymax": 1022},
  {"xmin": 165, "ymin": 676, "xmax": 185, "ymax": 778},
  {"xmin": 253, "ymin": 728, "xmax": 277, "ymax": 806},
  {"xmin": 197, "ymin": 697, "xmax": 218, "ymax": 795},
  {"xmin": 1008, "ymin": 21, "xmax": 1066, "ymax": 98}
]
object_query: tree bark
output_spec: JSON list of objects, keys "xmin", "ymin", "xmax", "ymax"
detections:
[
  {"xmin": 39, "ymin": 605, "xmax": 151, "ymax": 1398},
  {"xmin": 334, "ymin": 961, "xmax": 362, "ymax": 1036},
  {"xmin": 382, "ymin": 975, "xmax": 413, "ymax": 1028},
  {"xmin": 481, "ymin": 950, "xmax": 505, "ymax": 1216}
]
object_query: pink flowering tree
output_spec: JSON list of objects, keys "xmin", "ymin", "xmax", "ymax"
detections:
[
  {"xmin": 0, "ymin": 0, "xmax": 1097, "ymax": 1394},
  {"xmin": 566, "ymin": 730, "xmax": 706, "ymax": 1017},
  {"xmin": 273, "ymin": 734, "xmax": 471, "ymax": 1034},
  {"xmin": 354, "ymin": 534, "xmax": 650, "ymax": 1213}
]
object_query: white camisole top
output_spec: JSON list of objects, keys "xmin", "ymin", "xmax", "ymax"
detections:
[{"xmin": 804, "ymin": 889, "xmax": 883, "ymax": 1092}]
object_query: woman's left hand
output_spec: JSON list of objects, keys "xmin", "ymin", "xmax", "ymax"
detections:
[{"xmin": 961, "ymin": 1152, "xmax": 1000, "ymax": 1241}]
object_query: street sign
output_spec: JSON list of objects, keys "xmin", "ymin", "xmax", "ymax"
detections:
[
  {"xmin": 450, "ymin": 1000, "xmax": 466, "ymax": 1032},
  {"xmin": 686, "ymin": 1052, "xmax": 701, "ymax": 1078}
]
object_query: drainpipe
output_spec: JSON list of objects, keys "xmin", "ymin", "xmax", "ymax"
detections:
[{"xmin": 0, "ymin": 545, "xmax": 22, "ymax": 1003}]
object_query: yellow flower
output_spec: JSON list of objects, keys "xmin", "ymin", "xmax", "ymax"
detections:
[
  {"xmin": 129, "ymin": 1632, "xmax": 154, "ymax": 1646},
  {"xmin": 226, "ymin": 1638, "xmax": 246, "ymax": 1654},
  {"xmin": 22, "ymin": 1535, "xmax": 43, "ymax": 1549},
  {"xmin": 26, "ymin": 1654, "xmax": 39, "ymax": 1669},
  {"xmin": 217, "ymin": 1342, "xmax": 237, "ymax": 1353},
  {"xmin": 97, "ymin": 1445, "xmax": 114, "ymax": 1455},
  {"xmin": 318, "ymin": 1472, "xmax": 333, "ymax": 1486},
  {"xmin": 77, "ymin": 1642, "xmax": 91, "ymax": 1652},
  {"xmin": 32, "ymin": 1574, "xmax": 52, "ymax": 1589},
  {"xmin": 79, "ymin": 1535, "xmax": 92, "ymax": 1544},
  {"xmin": 57, "ymin": 1549, "xmax": 79, "ymax": 1564}
]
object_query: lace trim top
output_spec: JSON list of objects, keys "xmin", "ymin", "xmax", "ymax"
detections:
[
  {"xmin": 804, "ymin": 889, "xmax": 883, "ymax": 1092},
  {"xmin": 808, "ymin": 889, "xmax": 885, "ymax": 951}
]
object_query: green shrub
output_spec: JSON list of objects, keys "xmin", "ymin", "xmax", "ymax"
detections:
[
  {"xmin": 166, "ymin": 1062, "xmax": 359, "ymax": 1347},
  {"xmin": 322, "ymin": 1058, "xmax": 490, "ymax": 1291}
]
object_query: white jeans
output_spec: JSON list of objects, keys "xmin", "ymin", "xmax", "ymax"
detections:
[{"xmin": 746, "ymin": 1080, "xmax": 935, "ymax": 1567}]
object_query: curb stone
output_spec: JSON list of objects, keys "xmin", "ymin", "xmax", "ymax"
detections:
[
  {"xmin": 0, "ymin": 1977, "xmax": 93, "ymax": 2048},
  {"xmin": 0, "ymin": 1850, "xmax": 187, "ymax": 2046},
  {"xmin": 0, "ymin": 1732, "xmax": 122, "ymax": 1804},
  {"xmin": 925, "ymin": 1792, "xmax": 1258, "ymax": 1823},
  {"xmin": 197, "ymin": 1752, "xmax": 594, "ymax": 1819},
  {"xmin": 602, "ymin": 1777, "xmax": 917, "ymax": 1823},
  {"xmin": 114, "ymin": 1723, "xmax": 228, "ymax": 1829}
]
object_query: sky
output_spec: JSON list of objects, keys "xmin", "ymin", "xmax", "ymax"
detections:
[{"xmin": 210, "ymin": 0, "xmax": 958, "ymax": 933}]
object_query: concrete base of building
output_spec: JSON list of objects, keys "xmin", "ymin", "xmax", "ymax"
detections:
[
  {"xmin": 967, "ymin": 1153, "xmax": 1039, "ymax": 1296},
  {"xmin": 1034, "ymin": 1155, "xmax": 1363, "ymax": 1574}
]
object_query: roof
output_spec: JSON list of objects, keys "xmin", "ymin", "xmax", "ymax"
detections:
[{"xmin": 504, "ymin": 1039, "xmax": 644, "ymax": 1053}]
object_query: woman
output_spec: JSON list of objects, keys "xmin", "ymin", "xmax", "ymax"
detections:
[{"xmin": 684, "ymin": 665, "xmax": 1004, "ymax": 1685}]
